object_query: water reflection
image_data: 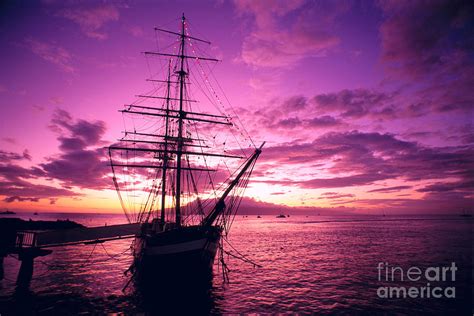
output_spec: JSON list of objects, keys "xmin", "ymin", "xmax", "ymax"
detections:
[
  {"xmin": 132, "ymin": 274, "xmax": 223, "ymax": 315},
  {"xmin": 2, "ymin": 277, "xmax": 224, "ymax": 315},
  {"xmin": 0, "ymin": 214, "xmax": 472, "ymax": 314}
]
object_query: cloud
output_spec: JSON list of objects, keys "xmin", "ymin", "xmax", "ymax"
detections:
[
  {"xmin": 0, "ymin": 163, "xmax": 78, "ymax": 203},
  {"xmin": 0, "ymin": 109, "xmax": 111, "ymax": 203},
  {"xmin": 305, "ymin": 115, "xmax": 342, "ymax": 128},
  {"xmin": 41, "ymin": 109, "xmax": 110, "ymax": 189},
  {"xmin": 301, "ymin": 173, "xmax": 390, "ymax": 189},
  {"xmin": 241, "ymin": 88, "xmax": 398, "ymax": 136},
  {"xmin": 241, "ymin": 94, "xmax": 345, "ymax": 133},
  {"xmin": 49, "ymin": 109, "xmax": 106, "ymax": 144},
  {"xmin": 56, "ymin": 4, "xmax": 120, "ymax": 40},
  {"xmin": 256, "ymin": 131, "xmax": 473, "ymax": 194},
  {"xmin": 378, "ymin": 0, "xmax": 474, "ymax": 114},
  {"xmin": 4, "ymin": 196, "xmax": 40, "ymax": 203},
  {"xmin": 24, "ymin": 38, "xmax": 75, "ymax": 73},
  {"xmin": 1, "ymin": 137, "xmax": 16, "ymax": 144},
  {"xmin": 417, "ymin": 181, "xmax": 474, "ymax": 193},
  {"xmin": 234, "ymin": 0, "xmax": 342, "ymax": 67},
  {"xmin": 127, "ymin": 25, "xmax": 144, "ymax": 38},
  {"xmin": 379, "ymin": 0, "xmax": 473, "ymax": 79},
  {"xmin": 368, "ymin": 185, "xmax": 412, "ymax": 193},
  {"xmin": 281, "ymin": 95, "xmax": 307, "ymax": 112},
  {"xmin": 0, "ymin": 149, "xmax": 31, "ymax": 162},
  {"xmin": 274, "ymin": 117, "xmax": 301, "ymax": 129},
  {"xmin": 319, "ymin": 192, "xmax": 355, "ymax": 199},
  {"xmin": 312, "ymin": 89, "xmax": 395, "ymax": 119}
]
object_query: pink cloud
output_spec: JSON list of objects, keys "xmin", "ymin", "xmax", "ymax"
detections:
[
  {"xmin": 23, "ymin": 37, "xmax": 75, "ymax": 73},
  {"xmin": 56, "ymin": 4, "xmax": 120, "ymax": 40},
  {"xmin": 234, "ymin": 0, "xmax": 342, "ymax": 67}
]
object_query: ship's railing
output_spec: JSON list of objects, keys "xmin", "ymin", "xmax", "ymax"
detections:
[{"xmin": 15, "ymin": 231, "xmax": 37, "ymax": 248}]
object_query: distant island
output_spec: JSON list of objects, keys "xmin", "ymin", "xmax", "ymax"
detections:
[
  {"xmin": 0, "ymin": 217, "xmax": 83, "ymax": 231},
  {"xmin": 0, "ymin": 209, "xmax": 15, "ymax": 215}
]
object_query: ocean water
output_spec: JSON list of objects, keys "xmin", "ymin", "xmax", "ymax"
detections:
[{"xmin": 0, "ymin": 213, "xmax": 472, "ymax": 315}]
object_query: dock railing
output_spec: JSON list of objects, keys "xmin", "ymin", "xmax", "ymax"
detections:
[{"xmin": 15, "ymin": 231, "xmax": 37, "ymax": 248}]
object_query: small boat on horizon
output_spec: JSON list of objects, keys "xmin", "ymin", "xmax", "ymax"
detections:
[{"xmin": 276, "ymin": 214, "xmax": 286, "ymax": 218}]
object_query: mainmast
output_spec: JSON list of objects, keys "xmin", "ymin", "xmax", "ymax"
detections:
[{"xmin": 175, "ymin": 14, "xmax": 187, "ymax": 227}]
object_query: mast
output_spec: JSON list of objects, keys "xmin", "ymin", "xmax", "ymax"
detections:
[
  {"xmin": 160, "ymin": 60, "xmax": 172, "ymax": 225},
  {"xmin": 175, "ymin": 14, "xmax": 186, "ymax": 227}
]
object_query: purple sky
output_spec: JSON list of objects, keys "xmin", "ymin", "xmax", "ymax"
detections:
[{"xmin": 0, "ymin": 0, "xmax": 472, "ymax": 214}]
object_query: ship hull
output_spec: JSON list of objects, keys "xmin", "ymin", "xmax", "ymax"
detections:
[{"xmin": 132, "ymin": 225, "xmax": 221, "ymax": 284}]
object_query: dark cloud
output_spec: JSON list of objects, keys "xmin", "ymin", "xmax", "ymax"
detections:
[
  {"xmin": 312, "ymin": 89, "xmax": 394, "ymax": 118},
  {"xmin": 0, "ymin": 166, "xmax": 78, "ymax": 203},
  {"xmin": 271, "ymin": 114, "xmax": 342, "ymax": 130},
  {"xmin": 41, "ymin": 109, "xmax": 110, "ymax": 190},
  {"xmin": 3, "ymin": 196, "xmax": 40, "ymax": 203},
  {"xmin": 379, "ymin": 0, "xmax": 474, "ymax": 114},
  {"xmin": 245, "ymin": 93, "xmax": 345, "ymax": 132},
  {"xmin": 41, "ymin": 148, "xmax": 110, "ymax": 189},
  {"xmin": 301, "ymin": 173, "xmax": 390, "ymax": 189},
  {"xmin": 256, "ymin": 131, "xmax": 473, "ymax": 194},
  {"xmin": 0, "ymin": 164, "xmax": 45, "ymax": 181},
  {"xmin": 3, "ymin": 196, "xmax": 39, "ymax": 203},
  {"xmin": 281, "ymin": 95, "xmax": 307, "ymax": 112},
  {"xmin": 305, "ymin": 115, "xmax": 342, "ymax": 128},
  {"xmin": 379, "ymin": 0, "xmax": 473, "ymax": 79},
  {"xmin": 368, "ymin": 185, "xmax": 412, "ymax": 193},
  {"xmin": 50, "ymin": 109, "xmax": 106, "ymax": 145},
  {"xmin": 274, "ymin": 117, "xmax": 301, "ymax": 129},
  {"xmin": 0, "ymin": 149, "xmax": 31, "ymax": 162},
  {"xmin": 247, "ymin": 88, "xmax": 396, "ymax": 132},
  {"xmin": 0, "ymin": 109, "xmax": 110, "ymax": 203},
  {"xmin": 417, "ymin": 181, "xmax": 474, "ymax": 193}
]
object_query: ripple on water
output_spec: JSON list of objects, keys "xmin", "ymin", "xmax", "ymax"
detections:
[{"xmin": 0, "ymin": 214, "xmax": 472, "ymax": 314}]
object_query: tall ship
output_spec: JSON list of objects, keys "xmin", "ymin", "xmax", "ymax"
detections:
[{"xmin": 107, "ymin": 15, "xmax": 263, "ymax": 283}]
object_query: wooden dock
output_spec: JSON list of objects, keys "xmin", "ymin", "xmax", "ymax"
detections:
[{"xmin": 4, "ymin": 222, "xmax": 141, "ymax": 288}]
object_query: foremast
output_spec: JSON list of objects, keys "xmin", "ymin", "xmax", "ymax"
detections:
[{"xmin": 202, "ymin": 142, "xmax": 265, "ymax": 228}]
